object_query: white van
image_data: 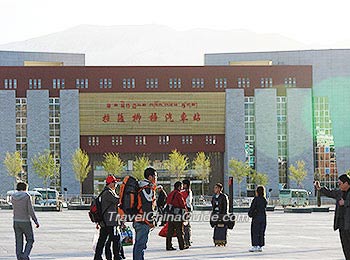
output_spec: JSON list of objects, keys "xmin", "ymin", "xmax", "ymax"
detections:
[{"xmin": 279, "ymin": 189, "xmax": 310, "ymax": 207}]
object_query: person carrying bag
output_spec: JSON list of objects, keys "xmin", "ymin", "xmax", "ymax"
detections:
[{"xmin": 164, "ymin": 181, "xmax": 188, "ymax": 251}]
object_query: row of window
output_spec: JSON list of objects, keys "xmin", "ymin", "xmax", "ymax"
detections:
[
  {"xmin": 2, "ymin": 77, "xmax": 299, "ymax": 89},
  {"xmin": 88, "ymin": 135, "xmax": 218, "ymax": 146}
]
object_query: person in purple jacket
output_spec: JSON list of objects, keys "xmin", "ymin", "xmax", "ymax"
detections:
[{"xmin": 11, "ymin": 182, "xmax": 40, "ymax": 260}]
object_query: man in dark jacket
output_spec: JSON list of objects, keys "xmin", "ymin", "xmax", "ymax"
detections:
[
  {"xmin": 156, "ymin": 185, "xmax": 167, "ymax": 226},
  {"xmin": 166, "ymin": 181, "xmax": 187, "ymax": 251},
  {"xmin": 11, "ymin": 182, "xmax": 40, "ymax": 260},
  {"xmin": 315, "ymin": 174, "xmax": 350, "ymax": 259},
  {"xmin": 94, "ymin": 175, "xmax": 121, "ymax": 260},
  {"xmin": 211, "ymin": 183, "xmax": 229, "ymax": 246}
]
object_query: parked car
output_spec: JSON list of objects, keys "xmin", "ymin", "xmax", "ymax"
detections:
[
  {"xmin": 279, "ymin": 189, "xmax": 310, "ymax": 207},
  {"xmin": 32, "ymin": 188, "xmax": 63, "ymax": 211}
]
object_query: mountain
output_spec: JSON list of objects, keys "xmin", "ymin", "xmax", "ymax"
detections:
[{"xmin": 0, "ymin": 24, "xmax": 309, "ymax": 65}]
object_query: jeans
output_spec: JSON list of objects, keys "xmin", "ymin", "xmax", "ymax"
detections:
[
  {"xmin": 133, "ymin": 222, "xmax": 150, "ymax": 260},
  {"xmin": 184, "ymin": 222, "xmax": 191, "ymax": 247},
  {"xmin": 94, "ymin": 226, "xmax": 121, "ymax": 260},
  {"xmin": 13, "ymin": 221, "xmax": 34, "ymax": 260},
  {"xmin": 105, "ymin": 231, "xmax": 124, "ymax": 260}
]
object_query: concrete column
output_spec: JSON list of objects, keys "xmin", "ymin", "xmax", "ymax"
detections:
[
  {"xmin": 60, "ymin": 90, "xmax": 81, "ymax": 196},
  {"xmin": 0, "ymin": 90, "xmax": 16, "ymax": 194},
  {"xmin": 224, "ymin": 89, "xmax": 246, "ymax": 196},
  {"xmin": 27, "ymin": 90, "xmax": 49, "ymax": 189},
  {"xmin": 255, "ymin": 89, "xmax": 279, "ymax": 197},
  {"xmin": 287, "ymin": 88, "xmax": 314, "ymax": 192}
]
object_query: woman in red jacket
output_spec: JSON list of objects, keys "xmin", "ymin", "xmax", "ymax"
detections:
[{"xmin": 165, "ymin": 181, "xmax": 188, "ymax": 251}]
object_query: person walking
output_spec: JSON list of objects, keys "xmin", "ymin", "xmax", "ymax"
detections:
[
  {"xmin": 94, "ymin": 175, "xmax": 121, "ymax": 260},
  {"xmin": 11, "ymin": 182, "xmax": 40, "ymax": 260},
  {"xmin": 315, "ymin": 174, "xmax": 350, "ymax": 259},
  {"xmin": 181, "ymin": 179, "xmax": 193, "ymax": 248},
  {"xmin": 248, "ymin": 185, "xmax": 267, "ymax": 252},
  {"xmin": 166, "ymin": 181, "xmax": 187, "ymax": 251},
  {"xmin": 156, "ymin": 185, "xmax": 167, "ymax": 226},
  {"xmin": 211, "ymin": 183, "xmax": 229, "ymax": 246},
  {"xmin": 133, "ymin": 167, "xmax": 157, "ymax": 260}
]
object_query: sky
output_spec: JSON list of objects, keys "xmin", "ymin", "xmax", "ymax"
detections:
[{"xmin": 2, "ymin": 0, "xmax": 350, "ymax": 46}]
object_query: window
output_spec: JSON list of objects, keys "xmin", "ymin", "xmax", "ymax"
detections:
[
  {"xmin": 238, "ymin": 78, "xmax": 250, "ymax": 88},
  {"xmin": 276, "ymin": 96, "xmax": 288, "ymax": 186},
  {"xmin": 284, "ymin": 77, "xmax": 296, "ymax": 87},
  {"xmin": 181, "ymin": 135, "xmax": 193, "ymax": 145},
  {"xmin": 99, "ymin": 78, "xmax": 112, "ymax": 89},
  {"xmin": 88, "ymin": 136, "xmax": 99, "ymax": 146},
  {"xmin": 135, "ymin": 136, "xmax": 146, "ymax": 145},
  {"xmin": 169, "ymin": 78, "xmax": 182, "ymax": 89},
  {"xmin": 49, "ymin": 98, "xmax": 60, "ymax": 165},
  {"xmin": 16, "ymin": 98, "xmax": 28, "ymax": 177},
  {"xmin": 244, "ymin": 96, "xmax": 256, "ymax": 178},
  {"xmin": 192, "ymin": 78, "xmax": 205, "ymax": 88},
  {"xmin": 123, "ymin": 78, "xmax": 136, "ymax": 89},
  {"xmin": 52, "ymin": 79, "xmax": 65, "ymax": 89},
  {"xmin": 215, "ymin": 78, "xmax": 227, "ymax": 89},
  {"xmin": 4, "ymin": 79, "xmax": 17, "ymax": 89},
  {"xmin": 76, "ymin": 78, "xmax": 89, "ymax": 89},
  {"xmin": 260, "ymin": 78, "xmax": 273, "ymax": 88},
  {"xmin": 159, "ymin": 135, "xmax": 170, "ymax": 145},
  {"xmin": 146, "ymin": 78, "xmax": 158, "ymax": 89},
  {"xmin": 112, "ymin": 136, "xmax": 123, "ymax": 146},
  {"xmin": 205, "ymin": 135, "xmax": 216, "ymax": 145},
  {"xmin": 29, "ymin": 78, "xmax": 41, "ymax": 89}
]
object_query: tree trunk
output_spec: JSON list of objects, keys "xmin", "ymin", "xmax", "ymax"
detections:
[{"xmin": 80, "ymin": 182, "xmax": 83, "ymax": 205}]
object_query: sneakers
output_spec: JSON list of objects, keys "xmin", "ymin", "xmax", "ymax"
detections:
[{"xmin": 249, "ymin": 246, "xmax": 263, "ymax": 252}]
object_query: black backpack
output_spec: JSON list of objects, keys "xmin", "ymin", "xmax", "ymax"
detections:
[
  {"xmin": 88, "ymin": 189, "xmax": 107, "ymax": 223},
  {"xmin": 119, "ymin": 176, "xmax": 139, "ymax": 221}
]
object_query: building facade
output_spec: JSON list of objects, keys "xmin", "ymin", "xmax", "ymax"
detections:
[
  {"xmin": 0, "ymin": 50, "xmax": 85, "ymax": 66},
  {"xmin": 205, "ymin": 49, "xmax": 350, "ymax": 191},
  {"xmin": 0, "ymin": 65, "xmax": 312, "ymax": 197}
]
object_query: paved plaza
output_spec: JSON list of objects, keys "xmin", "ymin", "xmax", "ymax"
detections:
[{"xmin": 0, "ymin": 208, "xmax": 345, "ymax": 260}]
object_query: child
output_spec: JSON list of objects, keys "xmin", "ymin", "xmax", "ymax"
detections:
[{"xmin": 248, "ymin": 185, "xmax": 267, "ymax": 252}]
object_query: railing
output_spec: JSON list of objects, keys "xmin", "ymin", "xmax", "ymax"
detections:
[{"xmin": 68, "ymin": 195, "xmax": 94, "ymax": 205}]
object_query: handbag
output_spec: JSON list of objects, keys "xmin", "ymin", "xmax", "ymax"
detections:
[
  {"xmin": 158, "ymin": 222, "xmax": 177, "ymax": 237},
  {"xmin": 120, "ymin": 225, "xmax": 133, "ymax": 246}
]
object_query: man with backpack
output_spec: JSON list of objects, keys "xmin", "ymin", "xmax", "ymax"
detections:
[
  {"xmin": 133, "ymin": 167, "xmax": 157, "ymax": 260},
  {"xmin": 94, "ymin": 175, "xmax": 121, "ymax": 260}
]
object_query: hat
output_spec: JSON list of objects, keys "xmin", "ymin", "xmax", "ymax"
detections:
[
  {"xmin": 106, "ymin": 175, "xmax": 117, "ymax": 185},
  {"xmin": 157, "ymin": 185, "xmax": 163, "ymax": 189}
]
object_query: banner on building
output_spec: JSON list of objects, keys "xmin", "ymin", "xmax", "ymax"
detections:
[{"xmin": 79, "ymin": 92, "xmax": 225, "ymax": 135}]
